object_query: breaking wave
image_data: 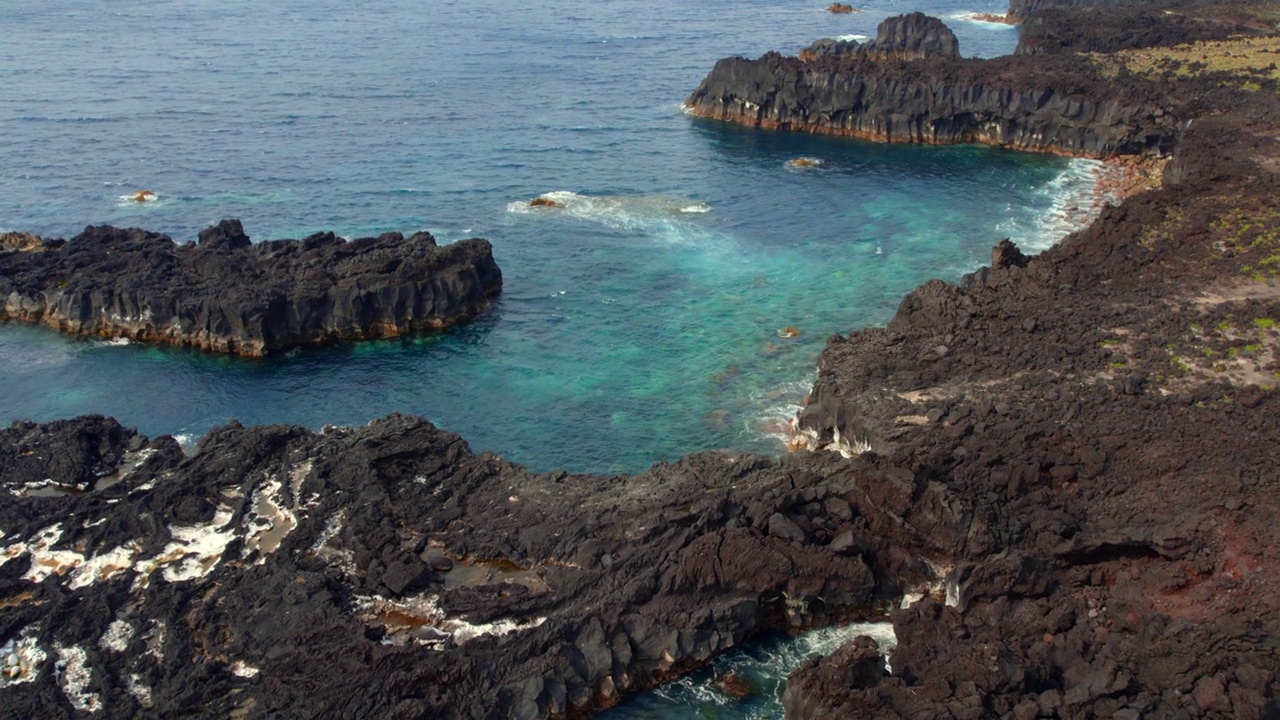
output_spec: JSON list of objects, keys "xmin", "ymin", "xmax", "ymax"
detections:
[{"xmin": 507, "ymin": 191, "xmax": 713, "ymax": 233}]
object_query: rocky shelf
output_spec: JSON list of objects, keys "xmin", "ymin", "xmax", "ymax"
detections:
[
  {"xmin": 684, "ymin": 5, "xmax": 1271, "ymax": 157},
  {"xmin": 0, "ymin": 219, "xmax": 503, "ymax": 357},
  {"xmin": 4, "ymin": 0, "xmax": 1280, "ymax": 717}
]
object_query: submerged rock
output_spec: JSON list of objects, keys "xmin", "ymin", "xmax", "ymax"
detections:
[{"xmin": 0, "ymin": 219, "xmax": 502, "ymax": 356}]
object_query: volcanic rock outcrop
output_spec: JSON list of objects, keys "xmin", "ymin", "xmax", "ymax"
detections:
[
  {"xmin": 800, "ymin": 12, "xmax": 959, "ymax": 62},
  {"xmin": 0, "ymin": 219, "xmax": 502, "ymax": 356},
  {"xmin": 685, "ymin": 15, "xmax": 1179, "ymax": 156},
  {"xmin": 1015, "ymin": 3, "xmax": 1267, "ymax": 55},
  {"xmin": 5, "ymin": 0, "xmax": 1280, "ymax": 717},
  {"xmin": 0, "ymin": 413, "xmax": 957, "ymax": 718},
  {"xmin": 780, "ymin": 86, "xmax": 1280, "ymax": 720},
  {"xmin": 1008, "ymin": 0, "xmax": 1148, "ymax": 21}
]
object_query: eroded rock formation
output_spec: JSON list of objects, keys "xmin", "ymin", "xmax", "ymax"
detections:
[
  {"xmin": 782, "ymin": 111, "xmax": 1280, "ymax": 719},
  {"xmin": 0, "ymin": 219, "xmax": 502, "ymax": 356},
  {"xmin": 801, "ymin": 12, "xmax": 959, "ymax": 62},
  {"xmin": 685, "ymin": 16, "xmax": 1179, "ymax": 156},
  {"xmin": 0, "ymin": 413, "xmax": 960, "ymax": 718}
]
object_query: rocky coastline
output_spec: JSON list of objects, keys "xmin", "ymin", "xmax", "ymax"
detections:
[
  {"xmin": 4, "ymin": 1, "xmax": 1280, "ymax": 719},
  {"xmin": 0, "ymin": 219, "xmax": 503, "ymax": 357},
  {"xmin": 683, "ymin": 4, "xmax": 1274, "ymax": 157}
]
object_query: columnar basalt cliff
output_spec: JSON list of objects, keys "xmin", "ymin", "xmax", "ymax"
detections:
[
  {"xmin": 0, "ymin": 219, "xmax": 502, "ymax": 357},
  {"xmin": 685, "ymin": 12, "xmax": 1182, "ymax": 157}
]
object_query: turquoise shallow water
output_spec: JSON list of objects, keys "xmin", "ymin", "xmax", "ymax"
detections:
[
  {"xmin": 0, "ymin": 0, "xmax": 1086, "ymax": 476},
  {"xmin": 1, "ymin": 0, "xmax": 1093, "ymax": 715}
]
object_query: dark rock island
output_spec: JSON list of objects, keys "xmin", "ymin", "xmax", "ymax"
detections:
[
  {"xmin": 4, "ymin": 0, "xmax": 1280, "ymax": 718},
  {"xmin": 0, "ymin": 219, "xmax": 502, "ymax": 356}
]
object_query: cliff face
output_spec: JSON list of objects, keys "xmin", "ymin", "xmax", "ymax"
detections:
[
  {"xmin": 684, "ymin": 50, "xmax": 1179, "ymax": 156},
  {"xmin": 779, "ymin": 114, "xmax": 1280, "ymax": 718},
  {"xmin": 0, "ymin": 219, "xmax": 503, "ymax": 356}
]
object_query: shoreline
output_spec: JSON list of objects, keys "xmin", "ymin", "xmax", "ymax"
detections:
[
  {"xmin": 4, "ymin": 2, "xmax": 1280, "ymax": 719},
  {"xmin": 681, "ymin": 103, "xmax": 1161, "ymax": 161}
]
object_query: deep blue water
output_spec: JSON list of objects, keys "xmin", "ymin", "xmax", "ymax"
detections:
[
  {"xmin": 2, "ymin": 1, "xmax": 1095, "ymax": 716},
  {"xmin": 0, "ymin": 0, "xmax": 1086, "ymax": 477}
]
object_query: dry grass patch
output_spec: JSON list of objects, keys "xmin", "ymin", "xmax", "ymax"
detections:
[{"xmin": 1089, "ymin": 36, "xmax": 1280, "ymax": 89}]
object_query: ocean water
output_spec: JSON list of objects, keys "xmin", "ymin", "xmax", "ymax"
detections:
[
  {"xmin": 0, "ymin": 0, "xmax": 1087, "ymax": 478},
  {"xmin": 1, "ymin": 0, "xmax": 1095, "ymax": 716},
  {"xmin": 602, "ymin": 622, "xmax": 899, "ymax": 719}
]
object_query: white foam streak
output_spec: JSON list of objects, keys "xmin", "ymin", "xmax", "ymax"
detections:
[
  {"xmin": 949, "ymin": 11, "xmax": 1017, "ymax": 27},
  {"xmin": 998, "ymin": 158, "xmax": 1113, "ymax": 254},
  {"xmin": 507, "ymin": 191, "xmax": 713, "ymax": 237}
]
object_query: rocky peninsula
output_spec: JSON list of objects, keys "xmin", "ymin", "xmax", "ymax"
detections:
[
  {"xmin": 4, "ymin": 0, "xmax": 1280, "ymax": 718},
  {"xmin": 684, "ymin": 4, "xmax": 1273, "ymax": 156},
  {"xmin": 0, "ymin": 219, "xmax": 502, "ymax": 356}
]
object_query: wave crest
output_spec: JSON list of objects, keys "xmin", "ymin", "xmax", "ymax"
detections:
[{"xmin": 507, "ymin": 191, "xmax": 712, "ymax": 232}]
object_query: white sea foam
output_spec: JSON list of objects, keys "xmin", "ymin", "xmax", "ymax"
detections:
[
  {"xmin": 134, "ymin": 505, "xmax": 236, "ymax": 584},
  {"xmin": 126, "ymin": 674, "xmax": 153, "ymax": 706},
  {"xmin": 507, "ymin": 191, "xmax": 713, "ymax": 235},
  {"xmin": 16, "ymin": 524, "xmax": 86, "ymax": 583},
  {"xmin": 835, "ymin": 33, "xmax": 869, "ymax": 42},
  {"xmin": 785, "ymin": 157, "xmax": 825, "ymax": 171},
  {"xmin": 243, "ymin": 471, "xmax": 299, "ymax": 561},
  {"xmin": 115, "ymin": 190, "xmax": 160, "ymax": 206},
  {"xmin": 949, "ymin": 11, "xmax": 1016, "ymax": 26},
  {"xmin": 650, "ymin": 621, "xmax": 897, "ymax": 707},
  {"xmin": 91, "ymin": 337, "xmax": 131, "ymax": 347},
  {"xmin": 749, "ymin": 379, "xmax": 812, "ymax": 448},
  {"xmin": 997, "ymin": 158, "xmax": 1113, "ymax": 254}
]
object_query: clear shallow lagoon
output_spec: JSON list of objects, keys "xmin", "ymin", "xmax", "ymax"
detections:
[{"xmin": 0, "ymin": 0, "xmax": 1084, "ymax": 476}]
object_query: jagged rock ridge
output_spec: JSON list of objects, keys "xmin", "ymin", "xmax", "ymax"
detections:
[
  {"xmin": 800, "ymin": 12, "xmax": 959, "ymax": 62},
  {"xmin": 0, "ymin": 414, "xmax": 953, "ymax": 718},
  {"xmin": 685, "ymin": 15, "xmax": 1179, "ymax": 157},
  {"xmin": 0, "ymin": 219, "xmax": 503, "ymax": 357}
]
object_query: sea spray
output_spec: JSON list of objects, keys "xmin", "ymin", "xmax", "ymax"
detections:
[{"xmin": 601, "ymin": 622, "xmax": 897, "ymax": 719}]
